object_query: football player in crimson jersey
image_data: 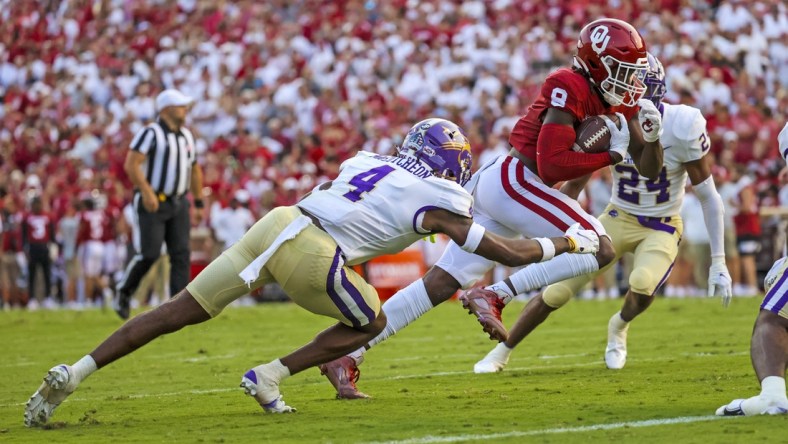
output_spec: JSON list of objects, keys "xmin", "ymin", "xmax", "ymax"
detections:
[
  {"xmin": 473, "ymin": 52, "xmax": 734, "ymax": 374},
  {"xmin": 77, "ymin": 196, "xmax": 111, "ymax": 306},
  {"xmin": 22, "ymin": 197, "xmax": 56, "ymax": 306},
  {"xmin": 318, "ymin": 18, "xmax": 665, "ymax": 399}
]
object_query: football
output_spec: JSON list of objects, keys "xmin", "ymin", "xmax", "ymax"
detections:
[{"xmin": 572, "ymin": 114, "xmax": 620, "ymax": 153}]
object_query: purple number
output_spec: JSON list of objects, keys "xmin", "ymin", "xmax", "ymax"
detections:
[
  {"xmin": 342, "ymin": 165, "xmax": 395, "ymax": 202},
  {"xmin": 615, "ymin": 165, "xmax": 670, "ymax": 205},
  {"xmin": 615, "ymin": 164, "xmax": 640, "ymax": 204},
  {"xmin": 699, "ymin": 132, "xmax": 710, "ymax": 152},
  {"xmin": 645, "ymin": 167, "xmax": 670, "ymax": 204}
]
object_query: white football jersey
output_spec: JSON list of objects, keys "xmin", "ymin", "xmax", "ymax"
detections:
[
  {"xmin": 298, "ymin": 151, "xmax": 473, "ymax": 265},
  {"xmin": 610, "ymin": 103, "xmax": 709, "ymax": 217}
]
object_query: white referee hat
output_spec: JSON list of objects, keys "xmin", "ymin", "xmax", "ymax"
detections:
[{"xmin": 156, "ymin": 89, "xmax": 193, "ymax": 111}]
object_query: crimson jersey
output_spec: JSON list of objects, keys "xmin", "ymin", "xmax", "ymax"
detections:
[
  {"xmin": 79, "ymin": 209, "xmax": 111, "ymax": 243},
  {"xmin": 509, "ymin": 68, "xmax": 639, "ymax": 181},
  {"xmin": 22, "ymin": 212, "xmax": 54, "ymax": 244},
  {"xmin": 2, "ymin": 213, "xmax": 22, "ymax": 252}
]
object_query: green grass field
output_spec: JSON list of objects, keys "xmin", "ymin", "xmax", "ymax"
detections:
[{"xmin": 2, "ymin": 296, "xmax": 786, "ymax": 443}]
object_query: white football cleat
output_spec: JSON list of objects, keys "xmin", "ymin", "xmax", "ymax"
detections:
[
  {"xmin": 605, "ymin": 314, "xmax": 629, "ymax": 370},
  {"xmin": 474, "ymin": 343, "xmax": 512, "ymax": 374},
  {"xmin": 24, "ymin": 364, "xmax": 79, "ymax": 427},
  {"xmin": 240, "ymin": 368, "xmax": 296, "ymax": 413},
  {"xmin": 716, "ymin": 396, "xmax": 788, "ymax": 416}
]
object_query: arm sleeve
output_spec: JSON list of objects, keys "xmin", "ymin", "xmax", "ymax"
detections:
[
  {"xmin": 536, "ymin": 123, "xmax": 614, "ymax": 183},
  {"xmin": 694, "ymin": 176, "xmax": 725, "ymax": 258}
]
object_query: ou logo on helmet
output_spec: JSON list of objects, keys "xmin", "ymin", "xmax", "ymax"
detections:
[{"xmin": 590, "ymin": 25, "xmax": 610, "ymax": 55}]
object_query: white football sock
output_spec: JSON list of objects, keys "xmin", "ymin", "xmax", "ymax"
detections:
[
  {"xmin": 347, "ymin": 348, "xmax": 365, "ymax": 365},
  {"xmin": 72, "ymin": 355, "xmax": 97, "ymax": 383},
  {"xmin": 609, "ymin": 311, "xmax": 629, "ymax": 331},
  {"xmin": 257, "ymin": 359, "xmax": 291, "ymax": 383},
  {"xmin": 761, "ymin": 376, "xmax": 787, "ymax": 400},
  {"xmin": 366, "ymin": 279, "xmax": 433, "ymax": 349},
  {"xmin": 504, "ymin": 252, "xmax": 599, "ymax": 303}
]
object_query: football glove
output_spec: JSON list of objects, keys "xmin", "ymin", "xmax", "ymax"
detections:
[
  {"xmin": 637, "ymin": 99, "xmax": 663, "ymax": 143},
  {"xmin": 602, "ymin": 113, "xmax": 630, "ymax": 163},
  {"xmin": 564, "ymin": 223, "xmax": 599, "ymax": 254},
  {"xmin": 708, "ymin": 258, "xmax": 732, "ymax": 307}
]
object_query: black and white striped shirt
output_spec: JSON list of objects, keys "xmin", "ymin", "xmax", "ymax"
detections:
[{"xmin": 129, "ymin": 119, "xmax": 197, "ymax": 197}]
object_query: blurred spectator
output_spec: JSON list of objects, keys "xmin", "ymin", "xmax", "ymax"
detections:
[
  {"xmin": 679, "ymin": 188, "xmax": 711, "ymax": 296},
  {"xmin": 0, "ymin": 0, "xmax": 786, "ymax": 308},
  {"xmin": 731, "ymin": 165, "xmax": 762, "ymax": 297},
  {"xmin": 211, "ymin": 189, "xmax": 256, "ymax": 251},
  {"xmin": 1, "ymin": 196, "xmax": 23, "ymax": 309},
  {"xmin": 21, "ymin": 196, "xmax": 56, "ymax": 309},
  {"xmin": 57, "ymin": 199, "xmax": 81, "ymax": 309}
]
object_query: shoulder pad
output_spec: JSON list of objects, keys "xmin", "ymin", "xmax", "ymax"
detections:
[{"xmin": 669, "ymin": 104, "xmax": 706, "ymax": 142}]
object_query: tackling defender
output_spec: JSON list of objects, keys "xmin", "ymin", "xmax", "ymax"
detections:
[
  {"xmin": 24, "ymin": 118, "xmax": 600, "ymax": 425},
  {"xmin": 319, "ymin": 19, "xmax": 664, "ymax": 399},
  {"xmin": 716, "ymin": 122, "xmax": 788, "ymax": 416},
  {"xmin": 473, "ymin": 53, "xmax": 733, "ymax": 373}
]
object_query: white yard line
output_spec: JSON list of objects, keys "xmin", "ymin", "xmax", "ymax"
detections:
[
  {"xmin": 2, "ymin": 351, "xmax": 748, "ymax": 408},
  {"xmin": 362, "ymin": 416, "xmax": 723, "ymax": 444}
]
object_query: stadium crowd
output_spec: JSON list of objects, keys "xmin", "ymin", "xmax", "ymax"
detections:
[{"xmin": 0, "ymin": 0, "xmax": 786, "ymax": 309}]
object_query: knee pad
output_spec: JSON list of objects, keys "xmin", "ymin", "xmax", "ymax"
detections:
[
  {"xmin": 629, "ymin": 267, "xmax": 655, "ymax": 296},
  {"xmin": 542, "ymin": 283, "xmax": 574, "ymax": 309}
]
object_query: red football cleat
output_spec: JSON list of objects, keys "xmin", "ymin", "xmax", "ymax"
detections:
[
  {"xmin": 319, "ymin": 356, "xmax": 369, "ymax": 399},
  {"xmin": 459, "ymin": 287, "xmax": 509, "ymax": 342}
]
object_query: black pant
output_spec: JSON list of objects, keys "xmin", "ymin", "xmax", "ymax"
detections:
[
  {"xmin": 117, "ymin": 193, "xmax": 190, "ymax": 298},
  {"xmin": 28, "ymin": 243, "xmax": 51, "ymax": 299}
]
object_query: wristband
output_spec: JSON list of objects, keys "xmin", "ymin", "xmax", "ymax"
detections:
[
  {"xmin": 460, "ymin": 223, "xmax": 486, "ymax": 253},
  {"xmin": 564, "ymin": 236, "xmax": 577, "ymax": 252},
  {"xmin": 194, "ymin": 199, "xmax": 204, "ymax": 209},
  {"xmin": 534, "ymin": 237, "xmax": 556, "ymax": 262}
]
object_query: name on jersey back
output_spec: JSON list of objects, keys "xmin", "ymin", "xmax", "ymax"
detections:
[{"xmin": 373, "ymin": 154, "xmax": 433, "ymax": 179}]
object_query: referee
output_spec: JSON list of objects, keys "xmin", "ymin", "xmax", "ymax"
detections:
[{"xmin": 114, "ymin": 89, "xmax": 204, "ymax": 320}]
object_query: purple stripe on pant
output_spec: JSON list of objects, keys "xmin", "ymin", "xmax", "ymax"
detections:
[
  {"xmin": 762, "ymin": 269, "xmax": 788, "ymax": 314},
  {"xmin": 651, "ymin": 261, "xmax": 675, "ymax": 297},
  {"xmin": 340, "ymin": 266, "xmax": 376, "ymax": 323},
  {"xmin": 325, "ymin": 247, "xmax": 374, "ymax": 327}
]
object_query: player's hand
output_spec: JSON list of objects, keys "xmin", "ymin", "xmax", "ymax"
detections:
[
  {"xmin": 708, "ymin": 259, "xmax": 732, "ymax": 307},
  {"xmin": 602, "ymin": 113, "xmax": 629, "ymax": 163},
  {"xmin": 563, "ymin": 223, "xmax": 599, "ymax": 254},
  {"xmin": 141, "ymin": 189, "xmax": 160, "ymax": 213},
  {"xmin": 637, "ymin": 99, "xmax": 663, "ymax": 143}
]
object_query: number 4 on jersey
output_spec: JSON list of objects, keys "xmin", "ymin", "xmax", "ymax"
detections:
[{"xmin": 342, "ymin": 165, "xmax": 395, "ymax": 202}]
